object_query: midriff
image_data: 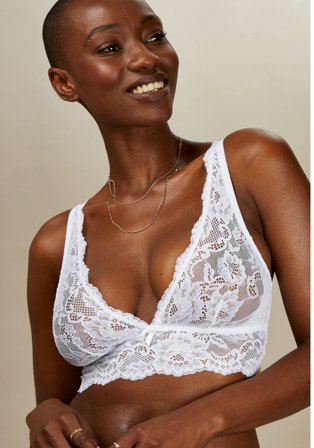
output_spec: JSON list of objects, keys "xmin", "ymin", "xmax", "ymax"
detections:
[{"xmin": 70, "ymin": 371, "xmax": 260, "ymax": 447}]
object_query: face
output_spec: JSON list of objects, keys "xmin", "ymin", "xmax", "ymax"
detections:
[{"xmin": 51, "ymin": 0, "xmax": 179, "ymax": 128}]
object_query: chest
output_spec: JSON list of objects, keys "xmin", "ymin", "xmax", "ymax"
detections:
[
  {"xmin": 74, "ymin": 148, "xmax": 270, "ymax": 325},
  {"xmin": 83, "ymin": 170, "xmax": 205, "ymax": 322}
]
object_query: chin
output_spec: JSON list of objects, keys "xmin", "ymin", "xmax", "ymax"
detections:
[
  {"xmin": 129, "ymin": 106, "xmax": 174, "ymax": 127},
  {"xmin": 92, "ymin": 101, "xmax": 174, "ymax": 128}
]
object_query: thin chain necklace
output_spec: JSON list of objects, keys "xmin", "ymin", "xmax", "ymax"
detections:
[
  {"xmin": 108, "ymin": 137, "xmax": 182, "ymax": 205},
  {"xmin": 106, "ymin": 137, "xmax": 182, "ymax": 234}
]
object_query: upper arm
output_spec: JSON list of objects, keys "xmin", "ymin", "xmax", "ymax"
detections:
[
  {"xmin": 226, "ymin": 129, "xmax": 310, "ymax": 345},
  {"xmin": 27, "ymin": 212, "xmax": 82, "ymax": 404}
]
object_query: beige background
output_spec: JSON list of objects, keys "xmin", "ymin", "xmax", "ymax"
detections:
[{"xmin": 0, "ymin": 0, "xmax": 310, "ymax": 446}]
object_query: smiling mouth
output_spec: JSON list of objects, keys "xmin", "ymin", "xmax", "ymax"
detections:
[{"xmin": 129, "ymin": 80, "xmax": 167, "ymax": 95}]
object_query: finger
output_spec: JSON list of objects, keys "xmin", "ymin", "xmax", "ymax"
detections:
[
  {"xmin": 69, "ymin": 427, "xmax": 100, "ymax": 448},
  {"xmin": 33, "ymin": 424, "xmax": 97, "ymax": 448},
  {"xmin": 32, "ymin": 433, "xmax": 55, "ymax": 448},
  {"xmin": 38, "ymin": 421, "xmax": 72, "ymax": 448},
  {"xmin": 112, "ymin": 431, "xmax": 138, "ymax": 448},
  {"xmin": 115, "ymin": 425, "xmax": 162, "ymax": 448},
  {"xmin": 107, "ymin": 443, "xmax": 126, "ymax": 448},
  {"xmin": 46, "ymin": 432, "xmax": 72, "ymax": 448},
  {"xmin": 108, "ymin": 443, "xmax": 124, "ymax": 448},
  {"xmin": 58, "ymin": 413, "xmax": 99, "ymax": 447}
]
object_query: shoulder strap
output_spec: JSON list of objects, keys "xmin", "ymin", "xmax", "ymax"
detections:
[
  {"xmin": 57, "ymin": 203, "xmax": 85, "ymax": 284},
  {"xmin": 214, "ymin": 140, "xmax": 272, "ymax": 282},
  {"xmin": 203, "ymin": 141, "xmax": 217, "ymax": 169}
]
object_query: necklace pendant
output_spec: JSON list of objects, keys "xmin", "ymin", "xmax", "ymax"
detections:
[{"xmin": 108, "ymin": 178, "xmax": 117, "ymax": 199}]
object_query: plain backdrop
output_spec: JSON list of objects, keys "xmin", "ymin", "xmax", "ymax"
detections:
[{"xmin": 0, "ymin": 0, "xmax": 310, "ymax": 446}]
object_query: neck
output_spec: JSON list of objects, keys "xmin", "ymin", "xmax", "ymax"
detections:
[{"xmin": 99, "ymin": 124, "xmax": 181, "ymax": 199}]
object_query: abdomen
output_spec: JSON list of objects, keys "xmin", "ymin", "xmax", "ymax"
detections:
[{"xmin": 70, "ymin": 372, "xmax": 260, "ymax": 447}]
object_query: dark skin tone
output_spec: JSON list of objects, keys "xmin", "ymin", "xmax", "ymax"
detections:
[{"xmin": 26, "ymin": 0, "xmax": 310, "ymax": 447}]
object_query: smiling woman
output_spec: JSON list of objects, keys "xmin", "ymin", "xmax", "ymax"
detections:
[
  {"xmin": 45, "ymin": 1, "xmax": 178, "ymax": 127},
  {"xmin": 24, "ymin": 0, "xmax": 309, "ymax": 447}
]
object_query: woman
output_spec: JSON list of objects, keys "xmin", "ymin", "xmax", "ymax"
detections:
[{"xmin": 26, "ymin": 0, "xmax": 310, "ymax": 447}]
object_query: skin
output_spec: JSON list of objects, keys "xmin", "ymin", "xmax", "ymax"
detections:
[{"xmin": 26, "ymin": 0, "xmax": 310, "ymax": 447}]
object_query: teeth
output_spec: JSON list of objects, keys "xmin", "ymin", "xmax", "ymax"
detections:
[{"xmin": 132, "ymin": 80, "xmax": 165, "ymax": 94}]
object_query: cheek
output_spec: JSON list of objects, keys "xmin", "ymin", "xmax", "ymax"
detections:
[
  {"xmin": 74, "ymin": 59, "xmax": 123, "ymax": 98},
  {"xmin": 164, "ymin": 46, "xmax": 179, "ymax": 85},
  {"xmin": 170, "ymin": 47, "xmax": 179, "ymax": 71}
]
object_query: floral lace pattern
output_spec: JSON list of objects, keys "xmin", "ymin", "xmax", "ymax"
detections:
[{"xmin": 53, "ymin": 141, "xmax": 272, "ymax": 392}]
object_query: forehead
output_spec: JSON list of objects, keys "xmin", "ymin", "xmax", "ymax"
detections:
[{"xmin": 67, "ymin": 0, "xmax": 157, "ymax": 35}]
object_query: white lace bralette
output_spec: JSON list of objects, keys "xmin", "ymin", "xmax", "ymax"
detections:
[{"xmin": 53, "ymin": 140, "xmax": 272, "ymax": 393}]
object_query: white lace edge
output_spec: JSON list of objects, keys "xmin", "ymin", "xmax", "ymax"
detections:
[{"xmin": 78, "ymin": 361, "xmax": 262, "ymax": 393}]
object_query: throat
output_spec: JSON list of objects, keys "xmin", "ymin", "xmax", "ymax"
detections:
[{"xmin": 108, "ymin": 139, "xmax": 182, "ymax": 202}]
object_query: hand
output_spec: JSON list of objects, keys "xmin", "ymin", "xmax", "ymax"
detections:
[
  {"xmin": 109, "ymin": 403, "xmax": 214, "ymax": 448},
  {"xmin": 26, "ymin": 398, "xmax": 101, "ymax": 447}
]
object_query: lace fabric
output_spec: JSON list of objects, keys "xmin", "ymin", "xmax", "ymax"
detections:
[{"xmin": 53, "ymin": 141, "xmax": 272, "ymax": 392}]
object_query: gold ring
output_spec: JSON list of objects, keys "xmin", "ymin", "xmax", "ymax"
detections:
[
  {"xmin": 112, "ymin": 443, "xmax": 121, "ymax": 448},
  {"xmin": 69, "ymin": 427, "xmax": 83, "ymax": 442}
]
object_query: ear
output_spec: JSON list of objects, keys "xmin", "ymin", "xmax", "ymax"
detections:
[{"xmin": 48, "ymin": 67, "xmax": 79, "ymax": 102}]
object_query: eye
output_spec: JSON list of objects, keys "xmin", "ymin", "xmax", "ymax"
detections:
[
  {"xmin": 96, "ymin": 42, "xmax": 122, "ymax": 55},
  {"xmin": 146, "ymin": 31, "xmax": 167, "ymax": 44}
]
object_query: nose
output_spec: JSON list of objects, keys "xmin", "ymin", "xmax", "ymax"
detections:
[{"xmin": 126, "ymin": 41, "xmax": 161, "ymax": 72}]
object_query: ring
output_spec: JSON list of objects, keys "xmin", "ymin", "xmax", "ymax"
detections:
[
  {"xmin": 69, "ymin": 427, "xmax": 83, "ymax": 442},
  {"xmin": 112, "ymin": 443, "xmax": 121, "ymax": 448}
]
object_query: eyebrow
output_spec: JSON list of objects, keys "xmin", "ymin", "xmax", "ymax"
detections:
[{"xmin": 85, "ymin": 14, "xmax": 162, "ymax": 42}]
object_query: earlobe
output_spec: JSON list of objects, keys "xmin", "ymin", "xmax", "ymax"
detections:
[{"xmin": 48, "ymin": 67, "xmax": 79, "ymax": 102}]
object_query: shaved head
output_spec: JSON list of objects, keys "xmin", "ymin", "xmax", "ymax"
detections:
[
  {"xmin": 43, "ymin": 0, "xmax": 76, "ymax": 68},
  {"xmin": 42, "ymin": 0, "xmax": 152, "ymax": 68}
]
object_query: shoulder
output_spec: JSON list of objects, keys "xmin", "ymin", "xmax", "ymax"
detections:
[
  {"xmin": 223, "ymin": 127, "xmax": 296, "ymax": 165},
  {"xmin": 222, "ymin": 128, "xmax": 306, "ymax": 187},
  {"xmin": 29, "ymin": 208, "xmax": 72, "ymax": 280}
]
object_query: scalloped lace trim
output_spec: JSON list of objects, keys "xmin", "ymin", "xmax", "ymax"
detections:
[{"xmin": 79, "ymin": 330, "xmax": 267, "ymax": 392}]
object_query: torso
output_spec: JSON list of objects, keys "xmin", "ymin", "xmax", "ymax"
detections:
[
  {"xmin": 59, "ymin": 136, "xmax": 271, "ymax": 447},
  {"xmin": 70, "ymin": 374, "xmax": 260, "ymax": 447}
]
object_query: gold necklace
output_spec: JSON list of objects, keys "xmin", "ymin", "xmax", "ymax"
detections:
[
  {"xmin": 108, "ymin": 138, "xmax": 182, "ymax": 206},
  {"xmin": 106, "ymin": 138, "xmax": 182, "ymax": 234},
  {"xmin": 107, "ymin": 178, "xmax": 169, "ymax": 234}
]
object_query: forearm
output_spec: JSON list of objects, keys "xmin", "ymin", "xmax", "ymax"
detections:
[{"xmin": 193, "ymin": 339, "xmax": 310, "ymax": 439}]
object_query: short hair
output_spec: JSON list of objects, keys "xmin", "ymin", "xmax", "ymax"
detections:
[{"xmin": 42, "ymin": 0, "xmax": 74, "ymax": 68}]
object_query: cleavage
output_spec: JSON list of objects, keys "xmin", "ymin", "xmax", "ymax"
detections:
[{"xmin": 82, "ymin": 189, "xmax": 204, "ymax": 323}]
